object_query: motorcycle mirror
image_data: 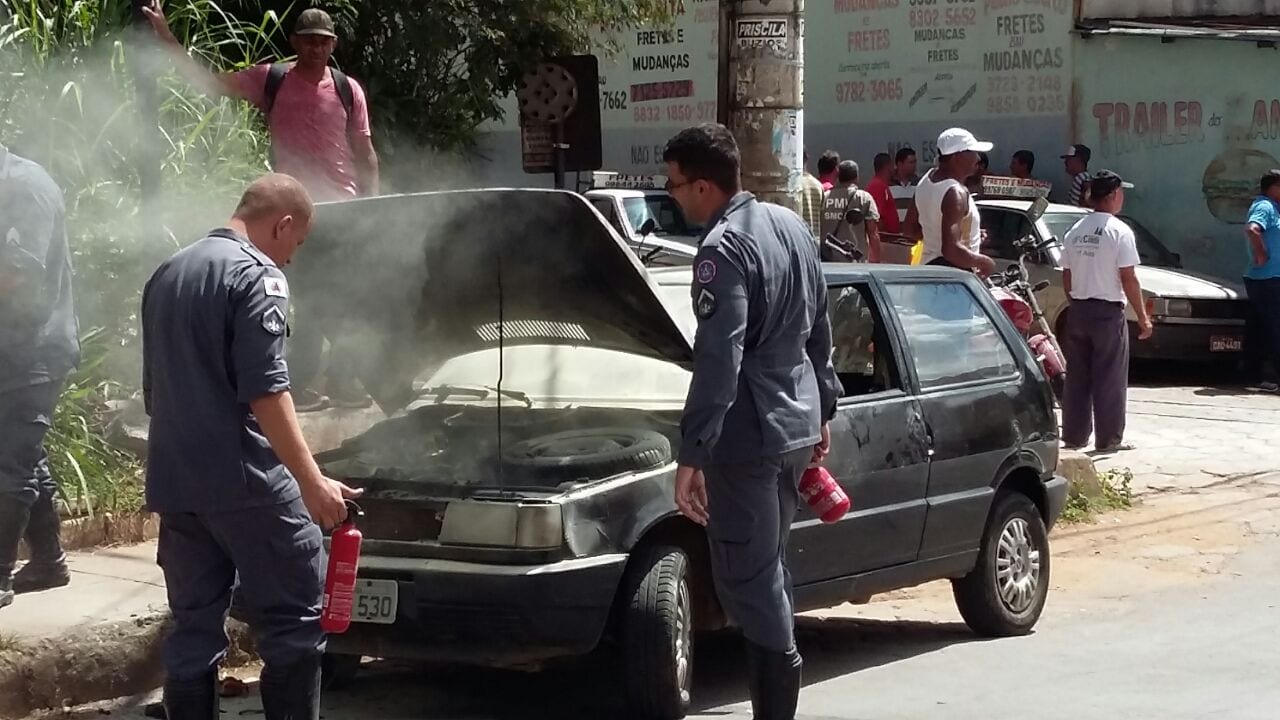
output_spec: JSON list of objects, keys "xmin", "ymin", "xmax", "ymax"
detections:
[
  {"xmin": 1007, "ymin": 263, "xmax": 1020, "ymax": 274},
  {"xmin": 1027, "ymin": 196, "xmax": 1049, "ymax": 223},
  {"xmin": 638, "ymin": 218, "xmax": 657, "ymax": 237}
]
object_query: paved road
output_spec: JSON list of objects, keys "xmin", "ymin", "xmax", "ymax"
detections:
[{"xmin": 73, "ymin": 536, "xmax": 1280, "ymax": 720}]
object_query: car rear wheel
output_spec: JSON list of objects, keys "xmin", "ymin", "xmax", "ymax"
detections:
[
  {"xmin": 952, "ymin": 492, "xmax": 1050, "ymax": 637},
  {"xmin": 620, "ymin": 544, "xmax": 694, "ymax": 720}
]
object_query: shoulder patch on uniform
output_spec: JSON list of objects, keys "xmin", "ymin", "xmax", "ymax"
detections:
[
  {"xmin": 696, "ymin": 258, "xmax": 717, "ymax": 284},
  {"xmin": 695, "ymin": 288, "xmax": 717, "ymax": 320},
  {"xmin": 263, "ymin": 275, "xmax": 289, "ymax": 299},
  {"xmin": 261, "ymin": 305, "xmax": 287, "ymax": 336}
]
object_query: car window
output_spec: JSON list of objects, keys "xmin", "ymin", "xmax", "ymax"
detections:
[
  {"xmin": 1118, "ymin": 214, "xmax": 1182, "ymax": 268},
  {"xmin": 590, "ymin": 198, "xmax": 627, "ymax": 237},
  {"xmin": 623, "ymin": 196, "xmax": 702, "ymax": 240},
  {"xmin": 885, "ymin": 281, "xmax": 1019, "ymax": 389},
  {"xmin": 827, "ymin": 284, "xmax": 902, "ymax": 397},
  {"xmin": 980, "ymin": 208, "xmax": 1032, "ymax": 260}
]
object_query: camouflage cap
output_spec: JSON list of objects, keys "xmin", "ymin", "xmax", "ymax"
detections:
[{"xmin": 293, "ymin": 8, "xmax": 337, "ymax": 38}]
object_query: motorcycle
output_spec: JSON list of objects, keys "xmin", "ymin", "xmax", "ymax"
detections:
[{"xmin": 989, "ymin": 233, "xmax": 1067, "ymax": 400}]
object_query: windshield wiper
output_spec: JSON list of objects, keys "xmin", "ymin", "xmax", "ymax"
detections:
[{"xmin": 419, "ymin": 383, "xmax": 534, "ymax": 408}]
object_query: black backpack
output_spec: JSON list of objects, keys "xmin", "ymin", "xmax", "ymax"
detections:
[
  {"xmin": 262, "ymin": 63, "xmax": 355, "ymax": 165},
  {"xmin": 262, "ymin": 62, "xmax": 355, "ymax": 120}
]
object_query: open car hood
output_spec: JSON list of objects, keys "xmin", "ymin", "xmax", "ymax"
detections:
[{"xmin": 287, "ymin": 189, "xmax": 695, "ymax": 413}]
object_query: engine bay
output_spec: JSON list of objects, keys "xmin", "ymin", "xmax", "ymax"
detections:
[{"xmin": 315, "ymin": 404, "xmax": 682, "ymax": 497}]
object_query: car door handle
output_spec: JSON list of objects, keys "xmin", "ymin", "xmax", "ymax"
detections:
[{"xmin": 923, "ymin": 419, "xmax": 936, "ymax": 457}]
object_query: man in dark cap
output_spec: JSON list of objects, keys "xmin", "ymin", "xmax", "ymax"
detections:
[
  {"xmin": 1062, "ymin": 144, "xmax": 1092, "ymax": 207},
  {"xmin": 1059, "ymin": 170, "xmax": 1153, "ymax": 453},
  {"xmin": 144, "ymin": 2, "xmax": 379, "ymax": 410}
]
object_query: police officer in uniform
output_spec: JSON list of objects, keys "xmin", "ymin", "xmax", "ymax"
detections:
[
  {"xmin": 819, "ymin": 160, "xmax": 882, "ymax": 263},
  {"xmin": 663, "ymin": 124, "xmax": 841, "ymax": 720},
  {"xmin": 141, "ymin": 174, "xmax": 360, "ymax": 720},
  {"xmin": 0, "ymin": 144, "xmax": 79, "ymax": 609}
]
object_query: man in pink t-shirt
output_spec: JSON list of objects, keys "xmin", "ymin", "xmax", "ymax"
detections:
[
  {"xmin": 143, "ymin": 4, "xmax": 379, "ymax": 202},
  {"xmin": 144, "ymin": 3, "xmax": 379, "ymax": 411}
]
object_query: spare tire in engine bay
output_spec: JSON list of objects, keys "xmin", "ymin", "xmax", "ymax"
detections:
[{"xmin": 501, "ymin": 427, "xmax": 672, "ymax": 479}]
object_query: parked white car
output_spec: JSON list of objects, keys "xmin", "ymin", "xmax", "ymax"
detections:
[
  {"xmin": 583, "ymin": 172, "xmax": 699, "ymax": 266},
  {"xmin": 978, "ymin": 199, "xmax": 1248, "ymax": 362}
]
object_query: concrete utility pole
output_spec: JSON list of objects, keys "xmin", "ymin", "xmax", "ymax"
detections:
[{"xmin": 725, "ymin": 0, "xmax": 805, "ymax": 211}]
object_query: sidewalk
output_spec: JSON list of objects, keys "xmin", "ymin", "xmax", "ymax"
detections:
[
  {"xmin": 4, "ymin": 543, "xmax": 165, "ymax": 639},
  {"xmin": 0, "ymin": 542, "xmax": 170, "ymax": 718},
  {"xmin": 1090, "ymin": 385, "xmax": 1280, "ymax": 495}
]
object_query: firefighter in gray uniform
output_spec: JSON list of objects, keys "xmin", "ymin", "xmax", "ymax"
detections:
[
  {"xmin": 141, "ymin": 174, "xmax": 359, "ymax": 720},
  {"xmin": 663, "ymin": 124, "xmax": 841, "ymax": 720},
  {"xmin": 0, "ymin": 145, "xmax": 79, "ymax": 610}
]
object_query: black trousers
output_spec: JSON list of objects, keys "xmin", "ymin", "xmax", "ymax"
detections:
[{"xmin": 1244, "ymin": 277, "xmax": 1280, "ymax": 383}]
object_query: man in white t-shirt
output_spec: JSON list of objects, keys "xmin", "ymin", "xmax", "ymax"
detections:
[{"xmin": 1059, "ymin": 170, "xmax": 1153, "ymax": 453}]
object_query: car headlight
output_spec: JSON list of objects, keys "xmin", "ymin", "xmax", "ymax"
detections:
[
  {"xmin": 1149, "ymin": 298, "xmax": 1192, "ymax": 317},
  {"xmin": 438, "ymin": 501, "xmax": 564, "ymax": 548}
]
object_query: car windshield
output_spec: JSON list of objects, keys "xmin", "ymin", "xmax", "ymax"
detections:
[
  {"xmin": 624, "ymin": 196, "xmax": 703, "ymax": 241},
  {"xmin": 1042, "ymin": 212, "xmax": 1181, "ymax": 268}
]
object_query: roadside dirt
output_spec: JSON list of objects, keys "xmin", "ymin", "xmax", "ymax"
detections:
[{"xmin": 813, "ymin": 472, "xmax": 1280, "ymax": 624}]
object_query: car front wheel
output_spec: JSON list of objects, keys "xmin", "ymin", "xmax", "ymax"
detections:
[
  {"xmin": 952, "ymin": 492, "xmax": 1050, "ymax": 637},
  {"xmin": 620, "ymin": 544, "xmax": 694, "ymax": 720}
]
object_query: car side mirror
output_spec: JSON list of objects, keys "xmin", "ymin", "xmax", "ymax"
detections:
[
  {"xmin": 1027, "ymin": 196, "xmax": 1049, "ymax": 223},
  {"xmin": 639, "ymin": 218, "xmax": 656, "ymax": 237}
]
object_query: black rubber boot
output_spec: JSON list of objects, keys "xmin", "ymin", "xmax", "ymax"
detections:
[
  {"xmin": 0, "ymin": 497, "xmax": 31, "ymax": 610},
  {"xmin": 744, "ymin": 639, "xmax": 803, "ymax": 720},
  {"xmin": 12, "ymin": 489, "xmax": 69, "ymax": 594},
  {"xmin": 260, "ymin": 654, "xmax": 322, "ymax": 720},
  {"xmin": 162, "ymin": 672, "xmax": 219, "ymax": 720}
]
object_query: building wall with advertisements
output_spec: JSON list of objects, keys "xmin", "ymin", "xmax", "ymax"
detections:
[
  {"xmin": 471, "ymin": 0, "xmax": 1077, "ymax": 195},
  {"xmin": 1073, "ymin": 32, "xmax": 1280, "ymax": 278},
  {"xmin": 804, "ymin": 0, "xmax": 1075, "ymax": 201}
]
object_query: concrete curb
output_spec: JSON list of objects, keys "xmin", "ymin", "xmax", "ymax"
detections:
[
  {"xmin": 1059, "ymin": 450, "xmax": 1103, "ymax": 498},
  {"xmin": 0, "ymin": 616, "xmax": 255, "ymax": 718}
]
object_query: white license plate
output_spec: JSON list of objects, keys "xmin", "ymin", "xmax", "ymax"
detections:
[
  {"xmin": 1210, "ymin": 335, "xmax": 1243, "ymax": 352},
  {"xmin": 352, "ymin": 579, "xmax": 398, "ymax": 625}
]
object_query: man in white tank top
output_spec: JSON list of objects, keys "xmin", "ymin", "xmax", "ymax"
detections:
[{"xmin": 903, "ymin": 128, "xmax": 997, "ymax": 277}]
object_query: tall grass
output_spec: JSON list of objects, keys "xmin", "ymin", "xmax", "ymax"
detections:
[{"xmin": 1, "ymin": 0, "xmax": 291, "ymax": 513}]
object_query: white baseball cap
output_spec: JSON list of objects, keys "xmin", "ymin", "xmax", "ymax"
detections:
[{"xmin": 937, "ymin": 127, "xmax": 994, "ymax": 156}]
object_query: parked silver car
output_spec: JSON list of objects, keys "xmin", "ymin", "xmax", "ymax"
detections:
[{"xmin": 978, "ymin": 199, "xmax": 1249, "ymax": 361}]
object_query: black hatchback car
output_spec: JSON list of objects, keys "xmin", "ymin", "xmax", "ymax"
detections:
[{"xmin": 289, "ymin": 190, "xmax": 1068, "ymax": 720}]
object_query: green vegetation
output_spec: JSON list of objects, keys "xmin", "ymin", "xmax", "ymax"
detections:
[
  {"xmin": 1061, "ymin": 468, "xmax": 1134, "ymax": 524},
  {"xmin": 0, "ymin": 0, "xmax": 674, "ymax": 516}
]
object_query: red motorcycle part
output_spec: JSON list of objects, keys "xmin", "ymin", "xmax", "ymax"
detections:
[
  {"xmin": 1029, "ymin": 333, "xmax": 1066, "ymax": 378},
  {"xmin": 990, "ymin": 286, "xmax": 1034, "ymax": 333}
]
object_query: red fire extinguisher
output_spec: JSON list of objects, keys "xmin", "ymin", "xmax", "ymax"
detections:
[
  {"xmin": 320, "ymin": 501, "xmax": 364, "ymax": 635},
  {"xmin": 799, "ymin": 465, "xmax": 851, "ymax": 523}
]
